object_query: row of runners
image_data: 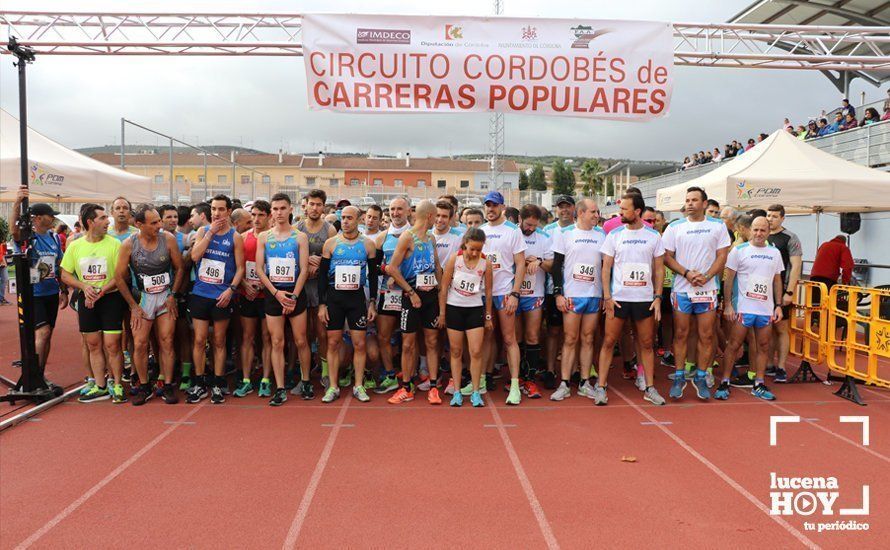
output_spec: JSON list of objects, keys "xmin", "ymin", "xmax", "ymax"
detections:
[{"xmin": 10, "ymin": 183, "xmax": 801, "ymax": 408}]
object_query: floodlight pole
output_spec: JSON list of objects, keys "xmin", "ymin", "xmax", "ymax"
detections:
[{"xmin": 1, "ymin": 37, "xmax": 58, "ymax": 405}]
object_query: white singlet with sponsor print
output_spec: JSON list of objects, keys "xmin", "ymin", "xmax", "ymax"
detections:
[
  {"xmin": 552, "ymin": 224, "xmax": 605, "ymax": 298},
  {"xmin": 726, "ymin": 242, "xmax": 784, "ymax": 316},
  {"xmin": 433, "ymin": 227, "xmax": 464, "ymax": 267},
  {"xmin": 600, "ymin": 225, "xmax": 665, "ymax": 302},
  {"xmin": 481, "ymin": 220, "xmax": 526, "ymax": 296},
  {"xmin": 662, "ymin": 216, "xmax": 731, "ymax": 295},
  {"xmin": 447, "ymin": 253, "xmax": 487, "ymax": 308}
]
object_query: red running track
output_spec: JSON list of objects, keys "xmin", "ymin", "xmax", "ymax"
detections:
[{"xmin": 1, "ymin": 306, "xmax": 888, "ymax": 549}]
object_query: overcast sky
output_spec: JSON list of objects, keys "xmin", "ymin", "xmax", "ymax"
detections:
[{"xmin": 1, "ymin": 0, "xmax": 887, "ymax": 161}]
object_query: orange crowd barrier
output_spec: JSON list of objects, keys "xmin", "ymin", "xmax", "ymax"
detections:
[{"xmin": 788, "ymin": 280, "xmax": 829, "ymax": 383}]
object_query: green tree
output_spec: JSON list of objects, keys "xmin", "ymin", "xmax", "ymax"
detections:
[
  {"xmin": 518, "ymin": 170, "xmax": 529, "ymax": 191},
  {"xmin": 579, "ymin": 159, "xmax": 602, "ymax": 197},
  {"xmin": 0, "ymin": 217, "xmax": 8, "ymax": 243},
  {"xmin": 551, "ymin": 161, "xmax": 576, "ymax": 196},
  {"xmin": 529, "ymin": 163, "xmax": 547, "ymax": 191}
]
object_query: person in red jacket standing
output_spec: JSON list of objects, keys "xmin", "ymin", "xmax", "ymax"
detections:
[{"xmin": 811, "ymin": 235, "xmax": 854, "ymax": 289}]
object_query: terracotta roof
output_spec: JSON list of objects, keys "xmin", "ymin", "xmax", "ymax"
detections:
[
  {"xmin": 90, "ymin": 152, "xmax": 304, "ymax": 167},
  {"xmin": 91, "ymin": 152, "xmax": 518, "ymax": 173},
  {"xmin": 305, "ymin": 157, "xmax": 519, "ymax": 173}
]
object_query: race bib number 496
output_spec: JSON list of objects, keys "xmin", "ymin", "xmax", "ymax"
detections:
[{"xmin": 198, "ymin": 259, "xmax": 225, "ymax": 285}]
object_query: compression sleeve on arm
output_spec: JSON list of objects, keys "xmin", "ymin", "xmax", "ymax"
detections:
[
  {"xmin": 318, "ymin": 257, "xmax": 330, "ymax": 302},
  {"xmin": 551, "ymin": 253, "xmax": 565, "ymax": 295},
  {"xmin": 368, "ymin": 258, "xmax": 379, "ymax": 298}
]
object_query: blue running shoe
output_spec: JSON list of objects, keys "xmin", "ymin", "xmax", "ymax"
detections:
[
  {"xmin": 669, "ymin": 373, "xmax": 686, "ymax": 399},
  {"xmin": 714, "ymin": 381, "xmax": 730, "ymax": 400},
  {"xmin": 752, "ymin": 383, "xmax": 776, "ymax": 401},
  {"xmin": 470, "ymin": 391, "xmax": 484, "ymax": 407},
  {"xmin": 773, "ymin": 368, "xmax": 787, "ymax": 384},
  {"xmin": 450, "ymin": 392, "xmax": 463, "ymax": 407},
  {"xmin": 693, "ymin": 372, "xmax": 711, "ymax": 400}
]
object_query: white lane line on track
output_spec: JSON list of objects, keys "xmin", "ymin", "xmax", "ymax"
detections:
[
  {"xmin": 282, "ymin": 394, "xmax": 352, "ymax": 550},
  {"xmin": 487, "ymin": 399, "xmax": 560, "ymax": 550},
  {"xmin": 15, "ymin": 403, "xmax": 206, "ymax": 550},
  {"xmin": 611, "ymin": 388, "xmax": 820, "ymax": 550}
]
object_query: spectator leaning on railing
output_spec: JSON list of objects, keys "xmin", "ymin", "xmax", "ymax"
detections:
[
  {"xmin": 860, "ymin": 107, "xmax": 880, "ymax": 126},
  {"xmin": 841, "ymin": 98, "xmax": 856, "ymax": 119}
]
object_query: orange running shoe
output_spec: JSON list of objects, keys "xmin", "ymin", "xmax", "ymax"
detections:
[
  {"xmin": 428, "ymin": 387, "xmax": 442, "ymax": 404},
  {"xmin": 524, "ymin": 380, "xmax": 542, "ymax": 399},
  {"xmin": 387, "ymin": 387, "xmax": 414, "ymax": 404}
]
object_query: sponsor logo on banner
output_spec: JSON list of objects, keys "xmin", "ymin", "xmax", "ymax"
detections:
[
  {"xmin": 737, "ymin": 181, "xmax": 781, "ymax": 200},
  {"xmin": 356, "ymin": 28, "xmax": 411, "ymax": 45},
  {"xmin": 570, "ymin": 25, "xmax": 610, "ymax": 48},
  {"xmin": 445, "ymin": 24, "xmax": 463, "ymax": 40},
  {"xmin": 29, "ymin": 162, "xmax": 65, "ymax": 187}
]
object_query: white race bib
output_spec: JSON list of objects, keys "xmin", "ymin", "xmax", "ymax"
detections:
[
  {"xmin": 572, "ymin": 263, "xmax": 596, "ymax": 283},
  {"xmin": 335, "ymin": 265, "xmax": 361, "ymax": 290},
  {"xmin": 689, "ymin": 289, "xmax": 717, "ymax": 303},
  {"xmin": 198, "ymin": 259, "xmax": 226, "ymax": 285},
  {"xmin": 622, "ymin": 263, "xmax": 650, "ymax": 287},
  {"xmin": 245, "ymin": 261, "xmax": 259, "ymax": 282},
  {"xmin": 382, "ymin": 290, "xmax": 402, "ymax": 312},
  {"xmin": 487, "ymin": 252, "xmax": 500, "ymax": 270},
  {"xmin": 269, "ymin": 257, "xmax": 296, "ymax": 284},
  {"xmin": 452, "ymin": 270, "xmax": 482, "ymax": 296},
  {"xmin": 39, "ymin": 253, "xmax": 57, "ymax": 279},
  {"xmin": 519, "ymin": 273, "xmax": 536, "ymax": 296},
  {"xmin": 417, "ymin": 272, "xmax": 437, "ymax": 291},
  {"xmin": 30, "ymin": 267, "xmax": 40, "ymax": 284},
  {"xmin": 79, "ymin": 257, "xmax": 108, "ymax": 283},
  {"xmin": 744, "ymin": 276, "xmax": 770, "ymax": 302},
  {"xmin": 142, "ymin": 272, "xmax": 171, "ymax": 294}
]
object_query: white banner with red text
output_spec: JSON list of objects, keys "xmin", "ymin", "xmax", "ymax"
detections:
[{"xmin": 302, "ymin": 14, "xmax": 673, "ymax": 120}]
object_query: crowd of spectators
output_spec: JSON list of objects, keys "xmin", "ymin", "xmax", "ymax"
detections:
[{"xmin": 681, "ymin": 90, "xmax": 890, "ymax": 170}]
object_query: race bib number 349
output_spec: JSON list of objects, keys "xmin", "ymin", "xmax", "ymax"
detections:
[{"xmin": 572, "ymin": 263, "xmax": 596, "ymax": 283}]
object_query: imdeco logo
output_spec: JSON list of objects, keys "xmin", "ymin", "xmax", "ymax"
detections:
[{"xmin": 356, "ymin": 28, "xmax": 411, "ymax": 45}]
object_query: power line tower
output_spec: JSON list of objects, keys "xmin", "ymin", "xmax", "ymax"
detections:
[{"xmin": 488, "ymin": 0, "xmax": 505, "ymax": 194}]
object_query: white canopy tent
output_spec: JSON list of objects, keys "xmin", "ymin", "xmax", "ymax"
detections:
[
  {"xmin": 0, "ymin": 108, "xmax": 151, "ymax": 204},
  {"xmin": 655, "ymin": 130, "xmax": 890, "ymax": 213}
]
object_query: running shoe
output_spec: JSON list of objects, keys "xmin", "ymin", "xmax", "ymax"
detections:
[
  {"xmin": 79, "ymin": 378, "xmax": 96, "ymax": 396},
  {"xmin": 460, "ymin": 377, "xmax": 487, "ymax": 396},
  {"xmin": 353, "ymin": 385, "xmax": 371, "ymax": 402},
  {"xmin": 550, "ymin": 382, "xmax": 571, "ymax": 401},
  {"xmin": 291, "ymin": 380, "xmax": 303, "ymax": 396},
  {"xmin": 578, "ymin": 380, "xmax": 597, "ymax": 399},
  {"xmin": 765, "ymin": 366, "xmax": 778, "ymax": 377},
  {"xmin": 416, "ymin": 375, "xmax": 431, "ymax": 392},
  {"xmin": 128, "ymin": 381, "xmax": 141, "ymax": 396},
  {"xmin": 444, "ymin": 378, "xmax": 456, "ymax": 395},
  {"xmin": 622, "ymin": 362, "xmax": 636, "ymax": 380},
  {"xmin": 321, "ymin": 375, "xmax": 330, "ymax": 390},
  {"xmin": 132, "ymin": 385, "xmax": 153, "ymax": 406},
  {"xmin": 258, "ymin": 380, "xmax": 272, "ymax": 398},
  {"xmin": 301, "ymin": 381, "xmax": 315, "ymax": 400},
  {"xmin": 339, "ymin": 366, "xmax": 353, "ymax": 388},
  {"xmin": 730, "ymin": 371, "xmax": 755, "ymax": 388},
  {"xmin": 470, "ymin": 391, "xmax": 485, "ymax": 407},
  {"xmin": 692, "ymin": 372, "xmax": 711, "ymax": 400},
  {"xmin": 154, "ymin": 379, "xmax": 165, "ymax": 398},
  {"xmin": 643, "ymin": 386, "xmax": 666, "ymax": 406},
  {"xmin": 121, "ymin": 369, "xmax": 132, "ymax": 383},
  {"xmin": 186, "ymin": 384, "xmax": 208, "ymax": 404},
  {"xmin": 450, "ymin": 392, "xmax": 463, "ymax": 407},
  {"xmin": 661, "ymin": 351, "xmax": 675, "ymax": 367},
  {"xmin": 523, "ymin": 380, "xmax": 542, "ymax": 399},
  {"xmin": 491, "ymin": 363, "xmax": 505, "ymax": 379},
  {"xmin": 428, "ymin": 387, "xmax": 442, "ymax": 405},
  {"xmin": 112, "ymin": 384, "xmax": 127, "ymax": 404},
  {"xmin": 179, "ymin": 375, "xmax": 192, "ymax": 391},
  {"xmin": 321, "ymin": 386, "xmax": 340, "ymax": 403},
  {"xmin": 506, "ymin": 384, "xmax": 521, "ymax": 405},
  {"xmin": 634, "ymin": 374, "xmax": 647, "ymax": 392},
  {"xmin": 363, "ymin": 377, "xmax": 377, "ymax": 390},
  {"xmin": 162, "ymin": 384, "xmax": 179, "ymax": 405},
  {"xmin": 774, "ymin": 368, "xmax": 788, "ymax": 384},
  {"xmin": 374, "ymin": 376, "xmax": 399, "ymax": 394},
  {"xmin": 210, "ymin": 386, "xmax": 225, "ymax": 404},
  {"xmin": 77, "ymin": 385, "xmax": 110, "ymax": 403},
  {"xmin": 592, "ymin": 385, "xmax": 608, "ymax": 406},
  {"xmin": 270, "ymin": 388, "xmax": 288, "ymax": 406},
  {"xmin": 234, "ymin": 379, "xmax": 254, "ymax": 398},
  {"xmin": 752, "ymin": 383, "xmax": 776, "ymax": 401},
  {"xmin": 284, "ymin": 369, "xmax": 297, "ymax": 391},
  {"xmin": 388, "ymin": 387, "xmax": 414, "ymax": 404},
  {"xmin": 714, "ymin": 381, "xmax": 731, "ymax": 400},
  {"xmin": 669, "ymin": 374, "xmax": 687, "ymax": 399},
  {"xmin": 123, "ymin": 350, "xmax": 132, "ymax": 367}
]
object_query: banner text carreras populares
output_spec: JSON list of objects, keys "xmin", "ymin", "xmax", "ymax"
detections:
[{"xmin": 302, "ymin": 14, "xmax": 673, "ymax": 120}]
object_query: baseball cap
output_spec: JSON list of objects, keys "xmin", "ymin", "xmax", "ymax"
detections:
[
  {"xmin": 336, "ymin": 199, "xmax": 352, "ymax": 208},
  {"xmin": 482, "ymin": 191, "xmax": 504, "ymax": 205},
  {"xmin": 555, "ymin": 195, "xmax": 575, "ymax": 206},
  {"xmin": 30, "ymin": 203, "xmax": 60, "ymax": 217}
]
